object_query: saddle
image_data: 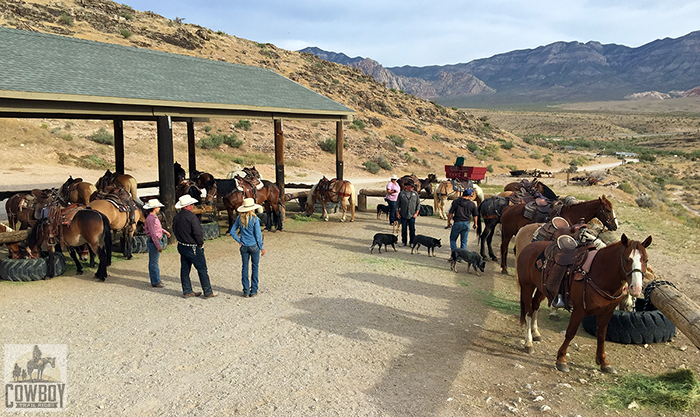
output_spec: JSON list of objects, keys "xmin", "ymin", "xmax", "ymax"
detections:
[
  {"xmin": 450, "ymin": 179, "xmax": 473, "ymax": 193},
  {"xmin": 522, "ymin": 199, "xmax": 562, "ymax": 223},
  {"xmin": 533, "ymin": 217, "xmax": 587, "ymax": 242},
  {"xmin": 541, "ymin": 236, "xmax": 595, "ymax": 309},
  {"xmin": 234, "ymin": 175, "xmax": 256, "ymax": 199},
  {"xmin": 19, "ymin": 189, "xmax": 55, "ymax": 220}
]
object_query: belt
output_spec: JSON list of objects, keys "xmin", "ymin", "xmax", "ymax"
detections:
[{"xmin": 178, "ymin": 242, "xmax": 198, "ymax": 247}]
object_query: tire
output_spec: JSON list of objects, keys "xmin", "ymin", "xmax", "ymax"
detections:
[
  {"xmin": 201, "ymin": 221, "xmax": 220, "ymax": 240},
  {"xmin": 0, "ymin": 252, "xmax": 66, "ymax": 281},
  {"xmin": 419, "ymin": 205, "xmax": 434, "ymax": 216},
  {"xmin": 582, "ymin": 310, "xmax": 676, "ymax": 344},
  {"xmin": 119, "ymin": 234, "xmax": 168, "ymax": 253}
]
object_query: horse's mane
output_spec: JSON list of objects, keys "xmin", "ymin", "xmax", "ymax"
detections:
[
  {"xmin": 307, "ymin": 181, "xmax": 319, "ymax": 209},
  {"xmin": 215, "ymin": 179, "xmax": 238, "ymax": 197}
]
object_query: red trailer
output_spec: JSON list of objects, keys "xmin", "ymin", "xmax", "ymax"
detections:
[{"xmin": 444, "ymin": 165, "xmax": 487, "ymax": 183}]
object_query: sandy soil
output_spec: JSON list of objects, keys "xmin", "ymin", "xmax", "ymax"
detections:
[{"xmin": 1, "ymin": 166, "xmax": 699, "ymax": 416}]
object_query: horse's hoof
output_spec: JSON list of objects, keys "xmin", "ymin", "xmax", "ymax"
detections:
[
  {"xmin": 532, "ymin": 335, "xmax": 542, "ymax": 342},
  {"xmin": 548, "ymin": 313, "xmax": 561, "ymax": 322},
  {"xmin": 491, "ymin": 256, "xmax": 498, "ymax": 262},
  {"xmin": 501, "ymin": 270, "xmax": 509, "ymax": 275},
  {"xmin": 601, "ymin": 365, "xmax": 617, "ymax": 374},
  {"xmin": 556, "ymin": 362, "xmax": 570, "ymax": 372},
  {"xmin": 525, "ymin": 346, "xmax": 534, "ymax": 354},
  {"xmin": 76, "ymin": 271, "xmax": 84, "ymax": 276}
]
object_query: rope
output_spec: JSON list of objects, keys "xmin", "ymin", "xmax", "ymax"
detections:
[{"xmin": 637, "ymin": 280, "xmax": 677, "ymax": 312}]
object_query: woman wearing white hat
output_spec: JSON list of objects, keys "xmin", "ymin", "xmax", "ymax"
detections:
[
  {"xmin": 230, "ymin": 198, "xmax": 265, "ymax": 297},
  {"xmin": 385, "ymin": 175, "xmax": 400, "ymax": 225},
  {"xmin": 143, "ymin": 198, "xmax": 171, "ymax": 288}
]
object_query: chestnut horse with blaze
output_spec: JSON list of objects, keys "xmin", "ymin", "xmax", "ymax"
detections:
[
  {"xmin": 306, "ymin": 177, "xmax": 355, "ymax": 222},
  {"xmin": 518, "ymin": 234, "xmax": 651, "ymax": 373}
]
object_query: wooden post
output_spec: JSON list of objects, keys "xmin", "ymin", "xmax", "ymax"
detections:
[
  {"xmin": 336, "ymin": 121, "xmax": 344, "ymax": 180},
  {"xmin": 274, "ymin": 120, "xmax": 285, "ymax": 196},
  {"xmin": 358, "ymin": 190, "xmax": 367, "ymax": 212},
  {"xmin": 187, "ymin": 119, "xmax": 197, "ymax": 178},
  {"xmin": 157, "ymin": 116, "xmax": 176, "ymax": 231},
  {"xmin": 649, "ymin": 284, "xmax": 700, "ymax": 350},
  {"xmin": 113, "ymin": 119, "xmax": 125, "ymax": 174}
]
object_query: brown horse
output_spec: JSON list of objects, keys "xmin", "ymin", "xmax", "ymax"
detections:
[
  {"xmin": 192, "ymin": 171, "xmax": 218, "ymax": 205},
  {"xmin": 88, "ymin": 188, "xmax": 145, "ymax": 260},
  {"xmin": 419, "ymin": 173, "xmax": 438, "ymax": 197},
  {"xmin": 398, "ymin": 174, "xmax": 421, "ymax": 194},
  {"xmin": 518, "ymin": 234, "xmax": 650, "ymax": 373},
  {"xmin": 60, "ymin": 176, "xmax": 97, "ymax": 205},
  {"xmin": 504, "ymin": 179, "xmax": 558, "ymax": 200},
  {"xmin": 306, "ymin": 177, "xmax": 355, "ymax": 222},
  {"xmin": 433, "ymin": 181, "xmax": 484, "ymax": 220},
  {"xmin": 499, "ymin": 196, "xmax": 618, "ymax": 274},
  {"xmin": 95, "ymin": 169, "xmax": 138, "ymax": 201},
  {"xmin": 5, "ymin": 189, "xmax": 58, "ymax": 230},
  {"xmin": 222, "ymin": 180, "xmax": 283, "ymax": 232},
  {"xmin": 24, "ymin": 208, "xmax": 113, "ymax": 280}
]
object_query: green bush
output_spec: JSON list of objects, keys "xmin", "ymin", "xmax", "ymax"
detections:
[
  {"xmin": 410, "ymin": 147, "xmax": 418, "ymax": 152},
  {"xmin": 363, "ymin": 161, "xmax": 380, "ymax": 174},
  {"xmin": 319, "ymin": 138, "xmax": 336, "ymax": 153},
  {"xmin": 543, "ymin": 155, "xmax": 553, "ymax": 166},
  {"xmin": 233, "ymin": 157, "xmax": 244, "ymax": 165},
  {"xmin": 62, "ymin": 134, "xmax": 73, "ymax": 141},
  {"xmin": 618, "ymin": 182, "xmax": 635, "ymax": 194},
  {"xmin": 86, "ymin": 127, "xmax": 114, "ymax": 145},
  {"xmin": 235, "ymin": 120, "xmax": 251, "ymax": 131},
  {"xmin": 387, "ymin": 134, "xmax": 405, "ymax": 147},
  {"xmin": 500, "ymin": 141, "xmax": 514, "ymax": 150},
  {"xmin": 635, "ymin": 193, "xmax": 656, "ymax": 208},
  {"xmin": 197, "ymin": 133, "xmax": 242, "ymax": 149},
  {"xmin": 203, "ymin": 125, "xmax": 212, "ymax": 133},
  {"xmin": 120, "ymin": 29, "xmax": 132, "ymax": 39},
  {"xmin": 121, "ymin": 12, "xmax": 133, "ymax": 20},
  {"xmin": 431, "ymin": 134, "xmax": 441, "ymax": 142},
  {"xmin": 59, "ymin": 12, "xmax": 73, "ymax": 26},
  {"xmin": 349, "ymin": 119, "xmax": 366, "ymax": 130},
  {"xmin": 375, "ymin": 156, "xmax": 392, "ymax": 170},
  {"xmin": 467, "ymin": 143, "xmax": 479, "ymax": 153},
  {"xmin": 486, "ymin": 165, "xmax": 494, "ymax": 173}
]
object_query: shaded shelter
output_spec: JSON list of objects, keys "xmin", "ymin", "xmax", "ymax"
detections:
[{"xmin": 0, "ymin": 26, "xmax": 354, "ymax": 227}]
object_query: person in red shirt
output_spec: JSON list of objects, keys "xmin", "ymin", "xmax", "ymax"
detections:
[{"xmin": 143, "ymin": 198, "xmax": 171, "ymax": 288}]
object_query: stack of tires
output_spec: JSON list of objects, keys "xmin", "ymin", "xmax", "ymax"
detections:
[
  {"xmin": 201, "ymin": 221, "xmax": 220, "ymax": 240},
  {"xmin": 581, "ymin": 307, "xmax": 676, "ymax": 344},
  {"xmin": 120, "ymin": 234, "xmax": 169, "ymax": 254},
  {"xmin": 0, "ymin": 252, "xmax": 67, "ymax": 281}
]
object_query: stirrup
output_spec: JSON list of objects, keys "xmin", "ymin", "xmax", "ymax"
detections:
[{"xmin": 553, "ymin": 295, "xmax": 566, "ymax": 309}]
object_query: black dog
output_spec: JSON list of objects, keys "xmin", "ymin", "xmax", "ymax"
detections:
[
  {"xmin": 410, "ymin": 234, "xmax": 442, "ymax": 257},
  {"xmin": 448, "ymin": 248, "xmax": 486, "ymax": 275},
  {"xmin": 376, "ymin": 204, "xmax": 390, "ymax": 220},
  {"xmin": 370, "ymin": 233, "xmax": 398, "ymax": 253}
]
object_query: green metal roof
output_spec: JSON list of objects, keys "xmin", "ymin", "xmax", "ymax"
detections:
[{"xmin": 0, "ymin": 26, "xmax": 354, "ymax": 120}]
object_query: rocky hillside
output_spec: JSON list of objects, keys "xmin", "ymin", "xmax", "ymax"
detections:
[{"xmin": 0, "ymin": 0, "xmax": 558, "ymax": 179}]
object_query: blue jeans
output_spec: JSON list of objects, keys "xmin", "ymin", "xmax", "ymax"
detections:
[
  {"xmin": 450, "ymin": 221, "xmax": 470, "ymax": 251},
  {"xmin": 240, "ymin": 245, "xmax": 261, "ymax": 295},
  {"xmin": 177, "ymin": 244, "xmax": 213, "ymax": 296},
  {"xmin": 400, "ymin": 217, "xmax": 416, "ymax": 245},
  {"xmin": 147, "ymin": 239, "xmax": 161, "ymax": 285},
  {"xmin": 386, "ymin": 199, "xmax": 397, "ymax": 224}
]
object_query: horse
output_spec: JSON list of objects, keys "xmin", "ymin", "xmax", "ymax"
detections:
[
  {"xmin": 26, "ymin": 357, "xmax": 55, "ymax": 381},
  {"xmin": 504, "ymin": 178, "xmax": 558, "ymax": 200},
  {"xmin": 24, "ymin": 208, "xmax": 112, "ymax": 280},
  {"xmin": 518, "ymin": 234, "xmax": 651, "ymax": 373},
  {"xmin": 174, "ymin": 161, "xmax": 187, "ymax": 185},
  {"xmin": 222, "ymin": 180, "xmax": 283, "ymax": 232},
  {"xmin": 433, "ymin": 180, "xmax": 484, "ymax": 220},
  {"xmin": 5, "ymin": 189, "xmax": 56, "ymax": 230},
  {"xmin": 306, "ymin": 177, "xmax": 355, "ymax": 222},
  {"xmin": 418, "ymin": 173, "xmax": 438, "ymax": 197},
  {"xmin": 60, "ymin": 176, "xmax": 97, "ymax": 205},
  {"xmin": 88, "ymin": 188, "xmax": 144, "ymax": 260},
  {"xmin": 476, "ymin": 195, "xmax": 512, "ymax": 261},
  {"xmin": 192, "ymin": 171, "xmax": 218, "ymax": 204},
  {"xmin": 398, "ymin": 174, "xmax": 421, "ymax": 194},
  {"xmin": 95, "ymin": 169, "xmax": 138, "ymax": 201},
  {"xmin": 499, "ymin": 196, "xmax": 618, "ymax": 274}
]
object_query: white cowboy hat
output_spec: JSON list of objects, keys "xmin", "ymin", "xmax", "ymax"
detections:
[
  {"xmin": 237, "ymin": 197, "xmax": 263, "ymax": 213},
  {"xmin": 143, "ymin": 198, "xmax": 165, "ymax": 209},
  {"xmin": 390, "ymin": 175, "xmax": 398, "ymax": 180},
  {"xmin": 175, "ymin": 194, "xmax": 198, "ymax": 209}
]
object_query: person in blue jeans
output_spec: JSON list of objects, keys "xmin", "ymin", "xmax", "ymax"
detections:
[
  {"xmin": 230, "ymin": 198, "xmax": 266, "ymax": 297},
  {"xmin": 446, "ymin": 189, "xmax": 479, "ymax": 251},
  {"xmin": 143, "ymin": 198, "xmax": 171, "ymax": 288}
]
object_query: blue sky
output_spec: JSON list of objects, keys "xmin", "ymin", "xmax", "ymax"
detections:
[{"xmin": 128, "ymin": 0, "xmax": 700, "ymax": 67}]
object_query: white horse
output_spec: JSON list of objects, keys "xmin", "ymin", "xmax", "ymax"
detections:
[{"xmin": 433, "ymin": 181, "xmax": 483, "ymax": 220}]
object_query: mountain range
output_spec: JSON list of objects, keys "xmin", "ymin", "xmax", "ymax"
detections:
[{"xmin": 301, "ymin": 30, "xmax": 700, "ymax": 106}]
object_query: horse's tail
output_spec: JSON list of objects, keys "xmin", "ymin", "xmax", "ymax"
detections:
[
  {"xmin": 99, "ymin": 212, "xmax": 112, "ymax": 266},
  {"xmin": 306, "ymin": 182, "xmax": 318, "ymax": 213},
  {"xmin": 127, "ymin": 177, "xmax": 138, "ymax": 201},
  {"xmin": 348, "ymin": 182, "xmax": 356, "ymax": 220}
]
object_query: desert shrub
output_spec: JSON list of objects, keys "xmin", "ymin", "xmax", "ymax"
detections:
[
  {"xmin": 467, "ymin": 142, "xmax": 479, "ymax": 153},
  {"xmin": 639, "ymin": 152, "xmax": 657, "ymax": 162},
  {"xmin": 318, "ymin": 138, "xmax": 336, "ymax": 153},
  {"xmin": 62, "ymin": 134, "xmax": 73, "ymax": 141},
  {"xmin": 375, "ymin": 156, "xmax": 392, "ymax": 170},
  {"xmin": 50, "ymin": 127, "xmax": 61, "ymax": 135},
  {"xmin": 529, "ymin": 150, "xmax": 542, "ymax": 159},
  {"xmin": 635, "ymin": 193, "xmax": 656, "ymax": 208},
  {"xmin": 87, "ymin": 128, "xmax": 114, "ymax": 145},
  {"xmin": 506, "ymin": 165, "xmax": 518, "ymax": 171},
  {"xmin": 421, "ymin": 159, "xmax": 431, "ymax": 167},
  {"xmin": 486, "ymin": 165, "xmax": 494, "ymax": 173},
  {"xmin": 349, "ymin": 119, "xmax": 366, "ymax": 130},
  {"xmin": 203, "ymin": 125, "xmax": 212, "ymax": 133},
  {"xmin": 40, "ymin": 123, "xmax": 48, "ymax": 129},
  {"xmin": 543, "ymin": 155, "xmax": 553, "ymax": 166},
  {"xmin": 363, "ymin": 161, "xmax": 380, "ymax": 174},
  {"xmin": 618, "ymin": 182, "xmax": 635, "ymax": 194},
  {"xmin": 198, "ymin": 133, "xmax": 242, "ymax": 149},
  {"xmin": 59, "ymin": 12, "xmax": 73, "ymax": 26},
  {"xmin": 410, "ymin": 147, "xmax": 418, "ymax": 152},
  {"xmin": 431, "ymin": 134, "xmax": 441, "ymax": 142},
  {"xmin": 498, "ymin": 140, "xmax": 514, "ymax": 150},
  {"xmin": 233, "ymin": 157, "xmax": 244, "ymax": 165},
  {"xmin": 121, "ymin": 12, "xmax": 133, "ymax": 20},
  {"xmin": 120, "ymin": 29, "xmax": 131, "ymax": 39},
  {"xmin": 388, "ymin": 134, "xmax": 405, "ymax": 147},
  {"xmin": 235, "ymin": 120, "xmax": 251, "ymax": 131},
  {"xmin": 58, "ymin": 153, "xmax": 111, "ymax": 169},
  {"xmin": 64, "ymin": 122, "xmax": 73, "ymax": 130},
  {"xmin": 409, "ymin": 127, "xmax": 422, "ymax": 135}
]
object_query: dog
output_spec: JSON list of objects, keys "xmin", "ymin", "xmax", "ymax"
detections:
[
  {"xmin": 370, "ymin": 233, "xmax": 398, "ymax": 254},
  {"xmin": 448, "ymin": 248, "xmax": 486, "ymax": 275},
  {"xmin": 376, "ymin": 204, "xmax": 390, "ymax": 220},
  {"xmin": 410, "ymin": 234, "xmax": 442, "ymax": 257},
  {"xmin": 391, "ymin": 220, "xmax": 400, "ymax": 235}
]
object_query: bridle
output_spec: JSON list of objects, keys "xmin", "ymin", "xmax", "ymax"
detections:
[
  {"xmin": 599, "ymin": 205, "xmax": 617, "ymax": 230},
  {"xmin": 620, "ymin": 250, "xmax": 646, "ymax": 279}
]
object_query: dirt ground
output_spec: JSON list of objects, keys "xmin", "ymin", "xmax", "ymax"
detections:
[{"xmin": 1, "ymin": 167, "xmax": 700, "ymax": 416}]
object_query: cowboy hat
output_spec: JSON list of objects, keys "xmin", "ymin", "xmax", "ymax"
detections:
[
  {"xmin": 175, "ymin": 194, "xmax": 198, "ymax": 209},
  {"xmin": 237, "ymin": 197, "xmax": 263, "ymax": 213},
  {"xmin": 143, "ymin": 198, "xmax": 165, "ymax": 209},
  {"xmin": 390, "ymin": 175, "xmax": 398, "ymax": 180}
]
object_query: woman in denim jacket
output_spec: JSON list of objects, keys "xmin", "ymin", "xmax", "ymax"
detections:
[{"xmin": 230, "ymin": 198, "xmax": 266, "ymax": 297}]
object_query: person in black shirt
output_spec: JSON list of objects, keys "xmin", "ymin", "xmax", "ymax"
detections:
[
  {"xmin": 172, "ymin": 195, "xmax": 216, "ymax": 298},
  {"xmin": 446, "ymin": 189, "xmax": 479, "ymax": 251}
]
